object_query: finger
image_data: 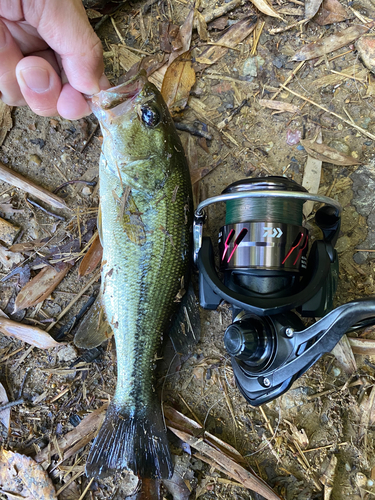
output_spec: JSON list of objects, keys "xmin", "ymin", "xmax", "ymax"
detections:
[
  {"xmin": 0, "ymin": 19, "xmax": 25, "ymax": 106},
  {"xmin": 57, "ymin": 83, "xmax": 91, "ymax": 120},
  {"xmin": 16, "ymin": 56, "xmax": 61, "ymax": 116},
  {"xmin": 23, "ymin": 0, "xmax": 104, "ymax": 95}
]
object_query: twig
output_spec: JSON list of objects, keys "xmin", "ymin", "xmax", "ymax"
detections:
[
  {"xmin": 80, "ymin": 122, "xmax": 99, "ymax": 153},
  {"xmin": 178, "ymin": 393, "xmax": 203, "ymax": 426},
  {"xmin": 217, "ymin": 99, "xmax": 249, "ymax": 130},
  {"xmin": 271, "ymin": 61, "xmax": 305, "ymax": 100},
  {"xmin": 200, "ymin": 0, "xmax": 247, "ymax": 25},
  {"xmin": 53, "ymin": 180, "xmax": 97, "ymax": 194},
  {"xmin": 0, "ymin": 162, "xmax": 68, "ymax": 210},
  {"xmin": 270, "ymin": 18, "xmax": 307, "ymax": 34},
  {"xmin": 174, "ymin": 122, "xmax": 212, "ymax": 140},
  {"xmin": 280, "ymin": 84, "xmax": 375, "ymax": 141},
  {"xmin": 77, "ymin": 477, "xmax": 94, "ymax": 500},
  {"xmin": 251, "ymin": 21, "xmax": 265, "ymax": 56},
  {"xmin": 56, "ymin": 471, "xmax": 84, "ymax": 496},
  {"xmin": 0, "ymin": 398, "xmax": 24, "ymax": 412},
  {"xmin": 46, "ymin": 270, "xmax": 101, "ymax": 332},
  {"xmin": 330, "ymin": 69, "xmax": 366, "ymax": 83},
  {"xmin": 26, "ymin": 198, "xmax": 65, "ymax": 221}
]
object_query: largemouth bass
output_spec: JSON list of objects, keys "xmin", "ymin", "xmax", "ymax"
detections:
[{"xmin": 85, "ymin": 71, "xmax": 193, "ymax": 479}]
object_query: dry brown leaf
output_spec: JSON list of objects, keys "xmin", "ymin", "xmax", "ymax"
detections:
[
  {"xmin": 161, "ymin": 51, "xmax": 196, "ymax": 116},
  {"xmin": 348, "ymin": 337, "xmax": 375, "ymax": 354},
  {"xmin": 292, "ymin": 22, "xmax": 372, "ymax": 61},
  {"xmin": 305, "ymin": 0, "xmax": 323, "ymax": 19},
  {"xmin": 0, "ymin": 383, "xmax": 10, "ymax": 432},
  {"xmin": 300, "ymin": 139, "xmax": 360, "ymax": 166},
  {"xmin": 14, "ymin": 262, "xmax": 71, "ymax": 312},
  {"xmin": 302, "ymin": 129, "xmax": 322, "ymax": 217},
  {"xmin": 331, "ymin": 335, "xmax": 357, "ymax": 374},
  {"xmin": 195, "ymin": 10, "xmax": 208, "ymax": 41},
  {"xmin": 0, "ymin": 102, "xmax": 12, "ymax": 146},
  {"xmin": 168, "ymin": 426, "xmax": 281, "ymax": 499},
  {"xmin": 0, "ymin": 317, "xmax": 61, "ymax": 349},
  {"xmin": 159, "ymin": 21, "xmax": 182, "ymax": 53},
  {"xmin": 250, "ymin": 0, "xmax": 283, "ymax": 19},
  {"xmin": 35, "ymin": 404, "xmax": 107, "ymax": 466},
  {"xmin": 315, "ymin": 0, "xmax": 348, "ymax": 25},
  {"xmin": 78, "ymin": 232, "xmax": 103, "ymax": 276},
  {"xmin": 168, "ymin": 8, "xmax": 194, "ymax": 66},
  {"xmin": 195, "ymin": 15, "xmax": 258, "ymax": 71},
  {"xmin": 0, "ymin": 448, "xmax": 57, "ymax": 500},
  {"xmin": 259, "ymin": 99, "xmax": 300, "ymax": 114},
  {"xmin": 0, "ymin": 244, "xmax": 23, "ymax": 270}
]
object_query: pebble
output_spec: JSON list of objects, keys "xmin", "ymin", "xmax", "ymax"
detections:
[
  {"xmin": 368, "ymin": 479, "xmax": 374, "ymax": 487},
  {"xmin": 57, "ymin": 344, "xmax": 78, "ymax": 362},
  {"xmin": 345, "ymin": 463, "xmax": 351, "ymax": 471},
  {"xmin": 242, "ymin": 55, "xmax": 265, "ymax": 78},
  {"xmin": 356, "ymin": 36, "xmax": 375, "ymax": 74},
  {"xmin": 328, "ymin": 139, "xmax": 350, "ymax": 155},
  {"xmin": 82, "ymin": 186, "xmax": 93, "ymax": 196},
  {"xmin": 332, "ymin": 367, "xmax": 341, "ymax": 377},
  {"xmin": 353, "ymin": 252, "xmax": 367, "ymax": 265},
  {"xmin": 29, "ymin": 154, "xmax": 41, "ymax": 167}
]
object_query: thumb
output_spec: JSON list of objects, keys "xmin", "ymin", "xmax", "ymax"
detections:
[{"xmin": 23, "ymin": 0, "xmax": 104, "ymax": 95}]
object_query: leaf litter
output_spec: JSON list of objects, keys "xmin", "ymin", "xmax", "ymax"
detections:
[{"xmin": 2, "ymin": 0, "xmax": 375, "ymax": 499}]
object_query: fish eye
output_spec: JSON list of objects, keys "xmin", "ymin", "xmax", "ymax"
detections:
[{"xmin": 140, "ymin": 105, "xmax": 160, "ymax": 127}]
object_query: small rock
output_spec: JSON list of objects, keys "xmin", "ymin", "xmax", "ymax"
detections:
[
  {"xmin": 328, "ymin": 139, "xmax": 350, "ymax": 155},
  {"xmin": 335, "ymin": 235, "xmax": 350, "ymax": 253},
  {"xmin": 82, "ymin": 186, "xmax": 93, "ymax": 196},
  {"xmin": 29, "ymin": 154, "xmax": 41, "ymax": 167},
  {"xmin": 365, "ymin": 140, "xmax": 373, "ymax": 146},
  {"xmin": 356, "ymin": 36, "xmax": 375, "ymax": 74},
  {"xmin": 242, "ymin": 55, "xmax": 265, "ymax": 78},
  {"xmin": 332, "ymin": 367, "xmax": 341, "ymax": 377},
  {"xmin": 57, "ymin": 344, "xmax": 78, "ymax": 362},
  {"xmin": 345, "ymin": 462, "xmax": 351, "ymax": 472},
  {"xmin": 354, "ymin": 252, "xmax": 367, "ymax": 265},
  {"xmin": 272, "ymin": 57, "xmax": 284, "ymax": 69}
]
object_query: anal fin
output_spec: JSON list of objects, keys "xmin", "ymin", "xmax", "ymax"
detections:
[{"xmin": 74, "ymin": 294, "xmax": 113, "ymax": 349}]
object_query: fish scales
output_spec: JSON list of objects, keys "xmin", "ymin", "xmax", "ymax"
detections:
[{"xmin": 85, "ymin": 71, "xmax": 193, "ymax": 479}]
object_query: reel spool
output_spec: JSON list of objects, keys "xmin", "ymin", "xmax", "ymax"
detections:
[{"xmin": 194, "ymin": 176, "xmax": 375, "ymax": 405}]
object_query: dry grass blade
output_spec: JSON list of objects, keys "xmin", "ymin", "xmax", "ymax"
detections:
[
  {"xmin": 259, "ymin": 99, "xmax": 300, "ymax": 114},
  {"xmin": 161, "ymin": 51, "xmax": 196, "ymax": 116},
  {"xmin": 0, "ymin": 448, "xmax": 57, "ymax": 500},
  {"xmin": 78, "ymin": 232, "xmax": 103, "ymax": 277},
  {"xmin": 250, "ymin": 0, "xmax": 283, "ymax": 19},
  {"xmin": 0, "ymin": 162, "xmax": 68, "ymax": 210},
  {"xmin": 0, "ymin": 382, "xmax": 10, "ymax": 432},
  {"xmin": 292, "ymin": 22, "xmax": 372, "ymax": 61},
  {"xmin": 0, "ymin": 317, "xmax": 61, "ymax": 349},
  {"xmin": 14, "ymin": 262, "xmax": 71, "ymax": 312},
  {"xmin": 300, "ymin": 139, "xmax": 360, "ymax": 166},
  {"xmin": 35, "ymin": 404, "xmax": 107, "ymax": 466},
  {"xmin": 168, "ymin": 426, "xmax": 281, "ymax": 500}
]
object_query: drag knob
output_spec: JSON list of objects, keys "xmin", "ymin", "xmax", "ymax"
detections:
[{"xmin": 224, "ymin": 318, "xmax": 271, "ymax": 366}]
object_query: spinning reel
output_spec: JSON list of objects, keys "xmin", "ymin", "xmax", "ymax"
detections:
[{"xmin": 194, "ymin": 176, "xmax": 375, "ymax": 406}]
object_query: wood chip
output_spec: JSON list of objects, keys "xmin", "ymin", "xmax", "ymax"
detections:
[{"xmin": 0, "ymin": 317, "xmax": 62, "ymax": 349}]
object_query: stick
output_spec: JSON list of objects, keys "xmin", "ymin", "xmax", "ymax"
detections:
[
  {"xmin": 280, "ymin": 84, "xmax": 375, "ymax": 141},
  {"xmin": 271, "ymin": 61, "xmax": 305, "ymax": 100},
  {"xmin": 0, "ymin": 162, "xmax": 68, "ymax": 210}
]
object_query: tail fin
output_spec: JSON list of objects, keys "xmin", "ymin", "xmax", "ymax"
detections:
[{"xmin": 85, "ymin": 401, "xmax": 173, "ymax": 479}]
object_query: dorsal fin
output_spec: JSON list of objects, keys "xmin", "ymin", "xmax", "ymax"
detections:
[{"xmin": 74, "ymin": 294, "xmax": 113, "ymax": 349}]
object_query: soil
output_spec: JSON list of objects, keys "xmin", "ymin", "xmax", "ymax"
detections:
[{"xmin": 1, "ymin": 1, "xmax": 375, "ymax": 500}]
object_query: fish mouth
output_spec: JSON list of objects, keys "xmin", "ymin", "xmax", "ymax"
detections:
[{"xmin": 86, "ymin": 70, "xmax": 148, "ymax": 114}]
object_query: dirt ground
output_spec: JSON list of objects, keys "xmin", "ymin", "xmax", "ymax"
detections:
[{"xmin": 2, "ymin": 0, "xmax": 375, "ymax": 499}]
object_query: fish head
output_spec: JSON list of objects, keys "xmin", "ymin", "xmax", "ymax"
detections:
[{"xmin": 86, "ymin": 71, "xmax": 180, "ymax": 192}]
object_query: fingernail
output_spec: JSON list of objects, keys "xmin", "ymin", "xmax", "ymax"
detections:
[
  {"xmin": 19, "ymin": 67, "xmax": 50, "ymax": 93},
  {"xmin": 99, "ymin": 73, "xmax": 111, "ymax": 91},
  {"xmin": 0, "ymin": 24, "xmax": 7, "ymax": 50}
]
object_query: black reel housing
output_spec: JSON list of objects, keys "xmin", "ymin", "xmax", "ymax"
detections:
[{"xmin": 194, "ymin": 176, "xmax": 375, "ymax": 406}]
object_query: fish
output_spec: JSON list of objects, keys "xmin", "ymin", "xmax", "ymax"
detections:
[{"xmin": 84, "ymin": 71, "xmax": 193, "ymax": 479}]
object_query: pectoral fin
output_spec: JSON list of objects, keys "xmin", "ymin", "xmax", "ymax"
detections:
[
  {"xmin": 74, "ymin": 294, "xmax": 113, "ymax": 349},
  {"xmin": 119, "ymin": 190, "xmax": 146, "ymax": 246}
]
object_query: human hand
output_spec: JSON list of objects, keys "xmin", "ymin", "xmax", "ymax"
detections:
[{"xmin": 0, "ymin": 0, "xmax": 110, "ymax": 119}]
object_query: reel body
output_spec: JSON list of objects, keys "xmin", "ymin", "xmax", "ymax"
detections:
[{"xmin": 194, "ymin": 176, "xmax": 375, "ymax": 406}]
